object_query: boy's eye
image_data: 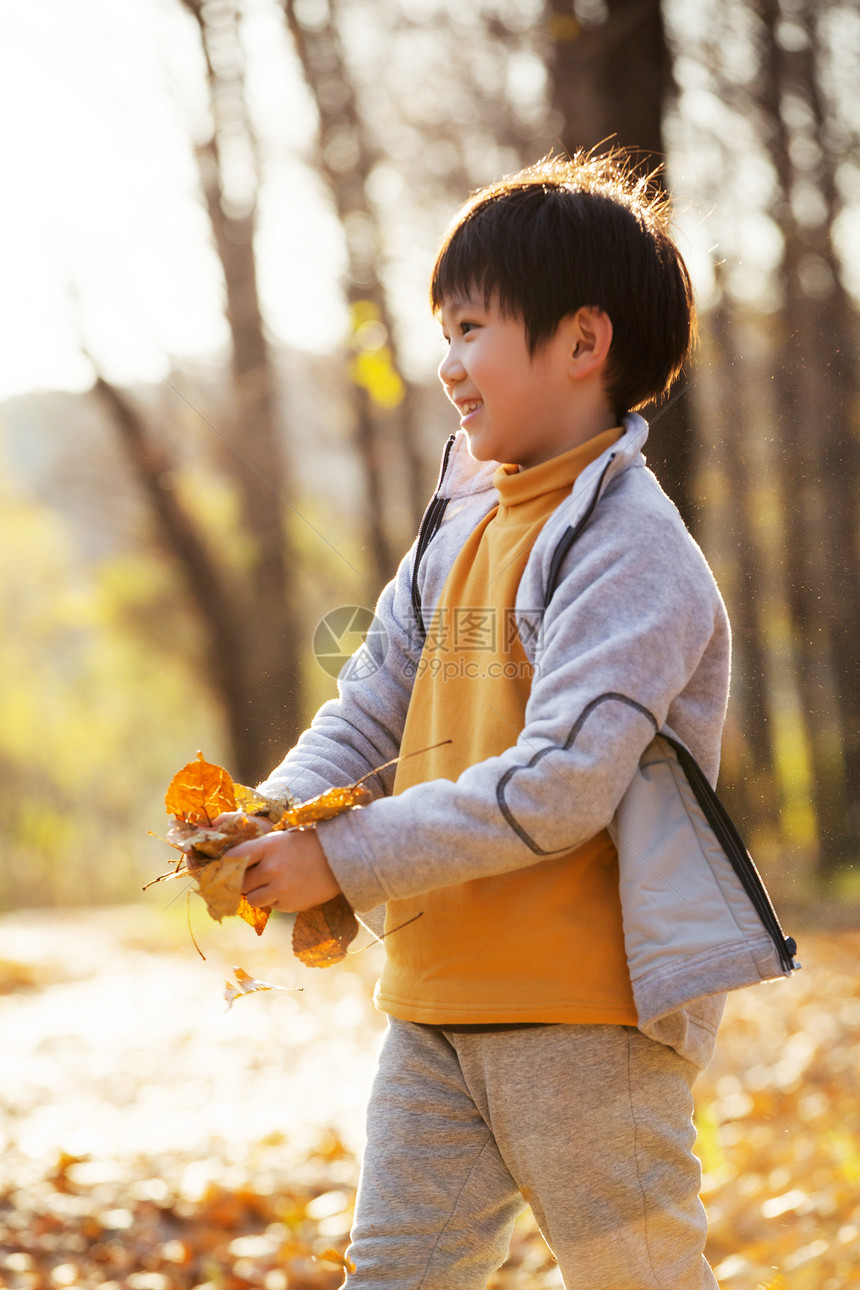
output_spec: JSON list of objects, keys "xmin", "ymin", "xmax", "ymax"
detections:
[{"xmin": 439, "ymin": 317, "xmax": 480, "ymax": 343}]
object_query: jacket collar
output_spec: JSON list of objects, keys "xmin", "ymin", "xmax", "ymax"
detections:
[{"xmin": 435, "ymin": 413, "xmax": 649, "ymax": 511}]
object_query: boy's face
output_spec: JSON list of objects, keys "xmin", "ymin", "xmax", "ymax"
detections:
[{"xmin": 437, "ymin": 290, "xmax": 589, "ymax": 468}]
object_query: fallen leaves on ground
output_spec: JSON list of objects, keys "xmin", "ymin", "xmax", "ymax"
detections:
[
  {"xmin": 2, "ymin": 908, "xmax": 860, "ymax": 1288},
  {"xmin": 0, "ymin": 905, "xmax": 381, "ymax": 1290},
  {"xmin": 1, "ymin": 1166, "xmax": 355, "ymax": 1290},
  {"xmin": 693, "ymin": 927, "xmax": 860, "ymax": 1289}
]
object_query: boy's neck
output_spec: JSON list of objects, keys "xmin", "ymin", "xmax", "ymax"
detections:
[{"xmin": 515, "ymin": 399, "xmax": 619, "ymax": 469}]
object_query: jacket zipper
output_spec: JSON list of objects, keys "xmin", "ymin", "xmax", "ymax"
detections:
[
  {"xmin": 539, "ymin": 462, "xmax": 797, "ymax": 977},
  {"xmin": 544, "ymin": 454, "xmax": 617, "ymax": 606},
  {"xmin": 662, "ymin": 734, "xmax": 798, "ymax": 973},
  {"xmin": 411, "ymin": 435, "xmax": 456, "ymax": 637}
]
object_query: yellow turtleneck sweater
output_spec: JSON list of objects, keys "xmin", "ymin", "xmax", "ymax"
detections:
[{"xmin": 375, "ymin": 429, "xmax": 638, "ymax": 1025}]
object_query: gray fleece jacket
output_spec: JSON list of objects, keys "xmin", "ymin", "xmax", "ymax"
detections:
[{"xmin": 259, "ymin": 414, "xmax": 797, "ymax": 1068}]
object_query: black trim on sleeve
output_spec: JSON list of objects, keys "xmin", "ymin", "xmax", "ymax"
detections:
[{"xmin": 495, "ymin": 693, "xmax": 658, "ymax": 855}]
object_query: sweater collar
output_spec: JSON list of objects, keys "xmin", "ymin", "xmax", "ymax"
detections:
[
  {"xmin": 437, "ymin": 412, "xmax": 649, "ymax": 504},
  {"xmin": 492, "ymin": 426, "xmax": 623, "ymax": 516}
]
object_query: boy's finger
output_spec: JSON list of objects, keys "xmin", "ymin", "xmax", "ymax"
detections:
[
  {"xmin": 243, "ymin": 882, "xmax": 269, "ymax": 906},
  {"xmin": 225, "ymin": 833, "xmax": 268, "ymax": 864}
]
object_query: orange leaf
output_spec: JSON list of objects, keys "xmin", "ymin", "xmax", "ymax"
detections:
[
  {"xmin": 292, "ymin": 895, "xmax": 358, "ymax": 967},
  {"xmin": 165, "ymin": 752, "xmax": 236, "ymax": 825},
  {"xmin": 280, "ymin": 783, "xmax": 372, "ymax": 830},
  {"xmin": 237, "ymin": 897, "xmax": 270, "ymax": 936}
]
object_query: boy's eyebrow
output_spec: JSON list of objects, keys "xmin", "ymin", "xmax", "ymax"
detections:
[{"xmin": 439, "ymin": 292, "xmax": 483, "ymax": 314}]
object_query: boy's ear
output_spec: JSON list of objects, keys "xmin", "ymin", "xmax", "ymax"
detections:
[{"xmin": 566, "ymin": 306, "xmax": 613, "ymax": 379}]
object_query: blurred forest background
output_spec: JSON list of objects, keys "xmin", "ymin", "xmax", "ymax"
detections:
[{"xmin": 1, "ymin": 0, "xmax": 858, "ymax": 910}]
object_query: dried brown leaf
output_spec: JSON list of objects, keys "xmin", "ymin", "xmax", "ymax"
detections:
[
  {"xmin": 234, "ymin": 783, "xmax": 294, "ymax": 823},
  {"xmin": 188, "ymin": 851, "xmax": 247, "ymax": 922},
  {"xmin": 165, "ymin": 812, "xmax": 266, "ymax": 864},
  {"xmin": 167, "ymin": 812, "xmax": 273, "ymax": 932},
  {"xmin": 292, "ymin": 895, "xmax": 359, "ymax": 968}
]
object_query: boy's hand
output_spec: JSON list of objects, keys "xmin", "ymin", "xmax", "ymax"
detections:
[{"xmin": 228, "ymin": 828, "xmax": 342, "ymax": 912}]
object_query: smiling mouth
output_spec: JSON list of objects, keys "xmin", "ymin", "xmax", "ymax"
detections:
[{"xmin": 458, "ymin": 399, "xmax": 483, "ymax": 417}]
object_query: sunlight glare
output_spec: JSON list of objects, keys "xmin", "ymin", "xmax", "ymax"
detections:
[{"xmin": 0, "ymin": 0, "xmax": 345, "ymax": 402}]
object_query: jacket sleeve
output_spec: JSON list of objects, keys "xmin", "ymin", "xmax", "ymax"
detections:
[
  {"xmin": 255, "ymin": 544, "xmax": 422, "ymax": 806},
  {"xmin": 316, "ymin": 503, "xmax": 729, "ymax": 913}
]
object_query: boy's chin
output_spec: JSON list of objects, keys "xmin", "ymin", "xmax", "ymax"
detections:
[{"xmin": 463, "ymin": 431, "xmax": 500, "ymax": 465}]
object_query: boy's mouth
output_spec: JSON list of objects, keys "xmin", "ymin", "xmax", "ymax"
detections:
[{"xmin": 457, "ymin": 399, "xmax": 483, "ymax": 419}]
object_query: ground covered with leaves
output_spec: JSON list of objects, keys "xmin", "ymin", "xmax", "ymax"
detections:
[{"xmin": 1, "ymin": 904, "xmax": 859, "ymax": 1290}]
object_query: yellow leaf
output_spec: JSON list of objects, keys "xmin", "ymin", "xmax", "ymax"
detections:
[
  {"xmin": 318, "ymin": 1247, "xmax": 356, "ymax": 1274},
  {"xmin": 224, "ymin": 966, "xmax": 299, "ymax": 1010},
  {"xmin": 350, "ymin": 348, "xmax": 404, "ymax": 410},
  {"xmin": 279, "ymin": 783, "xmax": 372, "ymax": 830}
]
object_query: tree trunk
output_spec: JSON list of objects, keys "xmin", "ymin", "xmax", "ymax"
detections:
[
  {"xmin": 284, "ymin": 0, "xmax": 428, "ymax": 580},
  {"xmin": 93, "ymin": 376, "xmax": 242, "ymax": 713},
  {"xmin": 701, "ymin": 300, "xmax": 780, "ymax": 833},
  {"xmin": 544, "ymin": 0, "xmax": 696, "ymax": 526},
  {"xmin": 754, "ymin": 0, "xmax": 859, "ymax": 872},
  {"xmin": 87, "ymin": 0, "xmax": 305, "ymax": 786}
]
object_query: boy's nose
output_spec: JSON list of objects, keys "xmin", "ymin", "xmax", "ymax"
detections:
[{"xmin": 438, "ymin": 347, "xmax": 465, "ymax": 390}]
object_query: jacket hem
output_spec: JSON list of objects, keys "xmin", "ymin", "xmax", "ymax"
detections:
[{"xmin": 632, "ymin": 933, "xmax": 787, "ymax": 1028}]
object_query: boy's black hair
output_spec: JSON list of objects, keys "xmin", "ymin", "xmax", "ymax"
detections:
[{"xmin": 429, "ymin": 151, "xmax": 696, "ymax": 417}]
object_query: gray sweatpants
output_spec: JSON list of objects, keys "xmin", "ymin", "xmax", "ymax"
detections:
[{"xmin": 344, "ymin": 1019, "xmax": 719, "ymax": 1290}]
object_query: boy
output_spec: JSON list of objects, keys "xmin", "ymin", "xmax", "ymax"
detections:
[{"xmin": 230, "ymin": 153, "xmax": 745, "ymax": 1288}]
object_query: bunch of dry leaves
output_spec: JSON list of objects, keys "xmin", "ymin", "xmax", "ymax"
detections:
[{"xmin": 147, "ymin": 753, "xmax": 364, "ymax": 973}]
